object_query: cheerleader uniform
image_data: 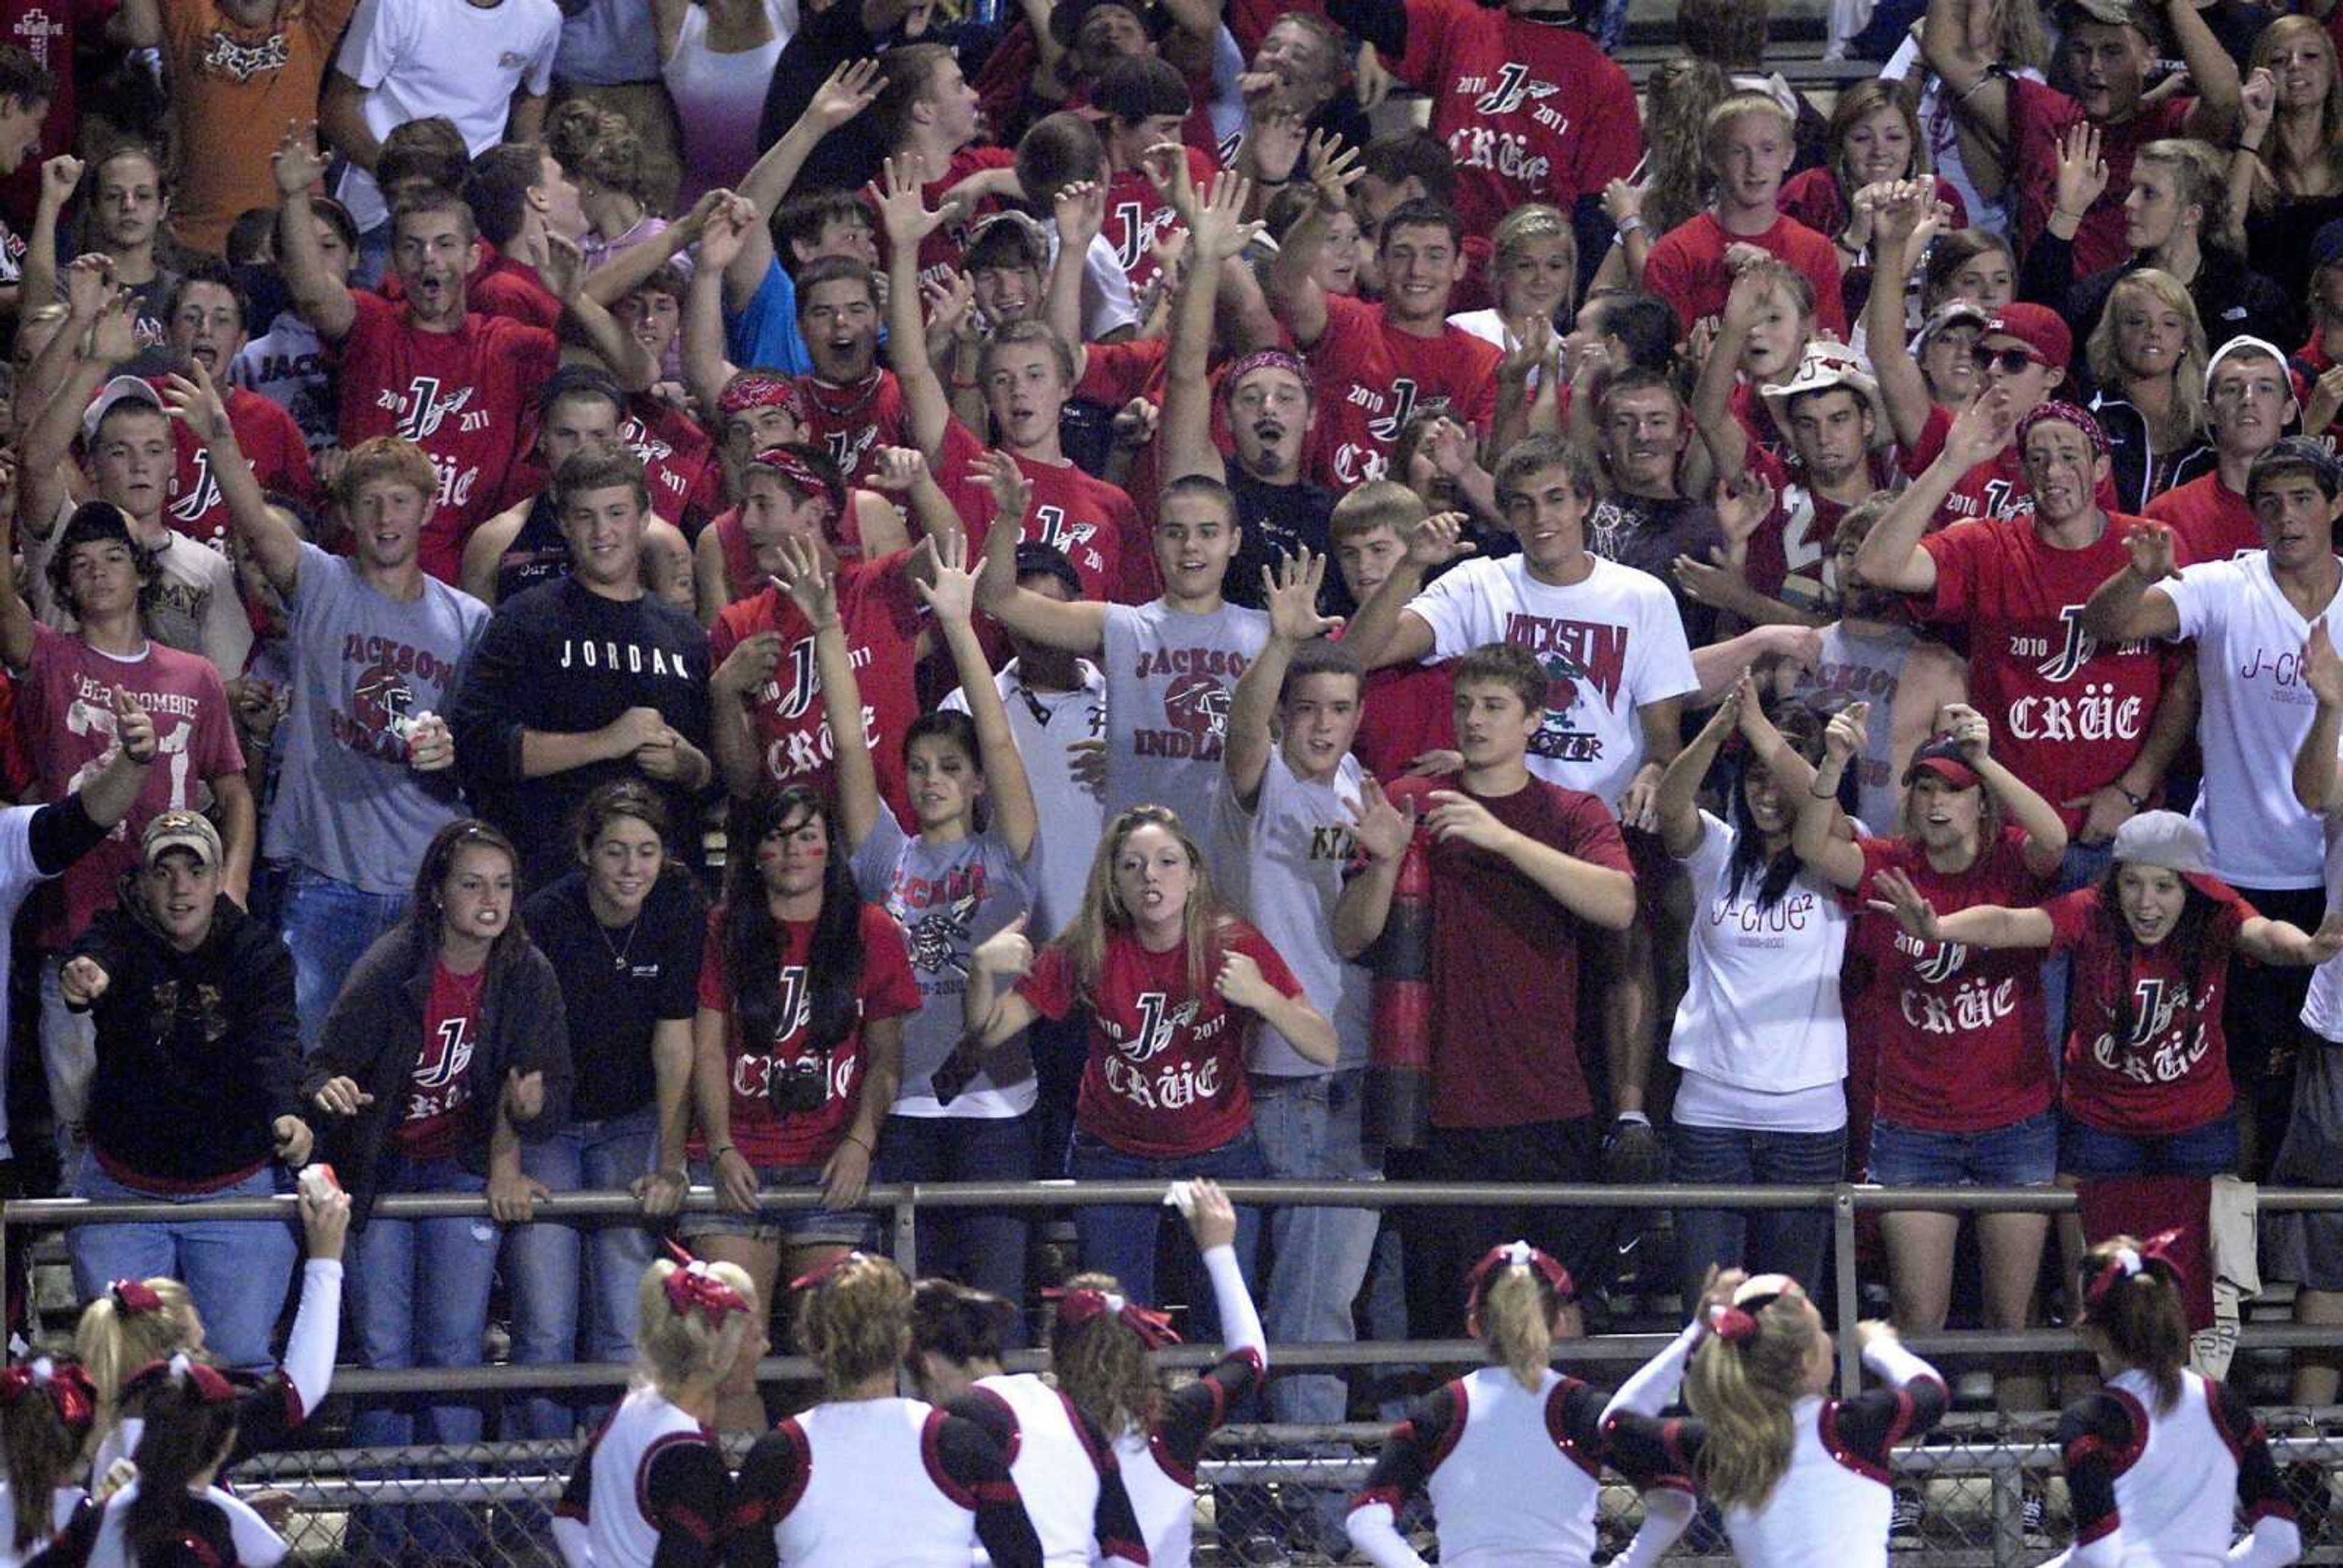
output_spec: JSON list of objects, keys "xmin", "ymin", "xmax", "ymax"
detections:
[
  {"xmin": 34, "ymin": 1483, "xmax": 283, "ymax": 1568},
  {"xmin": 1600, "ymin": 1320, "xmax": 1949, "ymax": 1568},
  {"xmin": 0, "ymin": 1484, "xmax": 85, "ymax": 1568},
  {"xmin": 1107, "ymin": 1242, "xmax": 1265, "ymax": 1568},
  {"xmin": 729, "ymin": 1398, "xmax": 1042, "ymax": 1568},
  {"xmin": 2044, "ymin": 1368, "xmax": 2300, "ymax": 1567},
  {"xmin": 1346, "ymin": 1365, "xmax": 1696, "ymax": 1568},
  {"xmin": 948, "ymin": 1373, "xmax": 1146, "ymax": 1568},
  {"xmin": 89, "ymin": 1258, "xmax": 343, "ymax": 1480},
  {"xmin": 551, "ymin": 1386, "xmax": 732, "ymax": 1568}
]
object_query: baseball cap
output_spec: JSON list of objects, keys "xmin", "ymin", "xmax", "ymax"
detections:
[
  {"xmin": 964, "ymin": 210, "xmax": 1051, "ymax": 273},
  {"xmin": 1758, "ymin": 341, "xmax": 1891, "ymax": 449},
  {"xmin": 2110, "ymin": 810, "xmax": 2211, "ymax": 876},
  {"xmin": 1979, "ymin": 304, "xmax": 2071, "ymax": 372},
  {"xmin": 142, "ymin": 810, "xmax": 222, "ymax": 870},
  {"xmin": 82, "ymin": 375, "xmax": 165, "ymax": 447},
  {"xmin": 2313, "ymin": 219, "xmax": 2343, "ymax": 278},
  {"xmin": 1910, "ymin": 298, "xmax": 1990, "ymax": 356},
  {"xmin": 1903, "ymin": 736, "xmax": 1982, "ymax": 792}
]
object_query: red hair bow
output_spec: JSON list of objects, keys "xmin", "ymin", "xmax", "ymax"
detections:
[
  {"xmin": 110, "ymin": 1279, "xmax": 164, "ymax": 1315},
  {"xmin": 662, "ymin": 1240, "xmax": 750, "ymax": 1326},
  {"xmin": 0, "ymin": 1359, "xmax": 96, "ymax": 1431},
  {"xmin": 2083, "ymin": 1229, "xmax": 2188, "ymax": 1314},
  {"xmin": 1464, "ymin": 1240, "xmax": 1574, "ymax": 1306},
  {"xmin": 786, "ymin": 1250, "xmax": 869, "ymax": 1295},
  {"xmin": 1044, "ymin": 1287, "xmax": 1182, "ymax": 1348},
  {"xmin": 129, "ymin": 1354, "xmax": 236, "ymax": 1405},
  {"xmin": 1707, "ymin": 1303, "xmax": 1762, "ymax": 1345}
]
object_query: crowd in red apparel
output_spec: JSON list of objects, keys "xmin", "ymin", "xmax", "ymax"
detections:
[{"xmin": 0, "ymin": 0, "xmax": 2341, "ymax": 1557}]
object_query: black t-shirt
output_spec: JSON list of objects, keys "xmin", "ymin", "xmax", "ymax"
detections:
[
  {"xmin": 1223, "ymin": 461, "xmax": 1341, "ymax": 616},
  {"xmin": 521, "ymin": 866, "xmax": 707, "ymax": 1121},
  {"xmin": 1583, "ymin": 494, "xmax": 1726, "ymax": 648}
]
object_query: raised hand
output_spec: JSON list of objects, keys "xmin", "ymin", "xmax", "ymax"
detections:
[
  {"xmin": 1600, "ymin": 178, "xmax": 1643, "ymax": 228},
  {"xmin": 1261, "ymin": 546, "xmax": 1343, "ymax": 643},
  {"xmin": 772, "ymin": 533, "xmax": 839, "ymax": 625},
  {"xmin": 971, "ymin": 912, "xmax": 1034, "ymax": 978},
  {"xmin": 1137, "ymin": 140, "xmax": 1197, "ymax": 214},
  {"xmin": 1247, "ymin": 109, "xmax": 1308, "ymax": 187},
  {"xmin": 1867, "ymin": 178, "xmax": 1931, "ymax": 248},
  {"xmin": 87, "ymin": 288, "xmax": 135, "ymax": 365},
  {"xmin": 2240, "ymin": 65, "xmax": 2276, "ymax": 142},
  {"xmin": 808, "ymin": 57, "xmax": 887, "ymax": 132},
  {"xmin": 1182, "ymin": 1176, "xmax": 1238, "ymax": 1250},
  {"xmin": 2308, "ymin": 364, "xmax": 2343, "ymax": 436},
  {"xmin": 2051, "ymin": 121, "xmax": 2109, "ymax": 223},
  {"xmin": 1864, "ymin": 866, "xmax": 1945, "ymax": 942},
  {"xmin": 158, "ymin": 366, "xmax": 234, "ymax": 446},
  {"xmin": 1402, "ymin": 509, "xmax": 1476, "ymax": 571},
  {"xmin": 1944, "ymin": 388, "xmax": 2014, "ymax": 469},
  {"xmin": 1721, "ymin": 264, "xmax": 1776, "ymax": 337},
  {"xmin": 1348, "ymin": 775, "xmax": 1418, "ymax": 863},
  {"xmin": 2306, "ymin": 622, "xmax": 2343, "ymax": 709},
  {"xmin": 1190, "ymin": 167, "xmax": 1263, "ymax": 262},
  {"xmin": 868, "ymin": 445, "xmax": 930, "ymax": 493},
  {"xmin": 1498, "ymin": 316, "xmax": 1553, "ymax": 385},
  {"xmin": 913, "ymin": 529, "xmax": 985, "ymax": 625},
  {"xmin": 694, "ymin": 195, "xmax": 755, "ymax": 272},
  {"xmin": 2123, "ymin": 517, "xmax": 2179, "ymax": 583},
  {"xmin": 1053, "ymin": 178, "xmax": 1106, "ymax": 253},
  {"xmin": 110, "ymin": 686, "xmax": 157, "ymax": 764},
  {"xmin": 539, "ymin": 232, "xmax": 583, "ymax": 301},
  {"xmin": 38, "ymin": 153, "xmax": 82, "ymax": 210},
  {"xmin": 1824, "ymin": 699, "xmax": 1871, "ymax": 765},
  {"xmin": 1940, "ymin": 702, "xmax": 1992, "ymax": 763},
  {"xmin": 874, "ymin": 154, "xmax": 948, "ymax": 246},
  {"xmin": 974, "ymin": 448, "xmax": 1032, "ymax": 527},
  {"xmin": 921, "ymin": 270, "xmax": 977, "ymax": 341},
  {"xmin": 272, "ymin": 120, "xmax": 329, "ymax": 197},
  {"xmin": 1303, "ymin": 131, "xmax": 1362, "ymax": 207},
  {"xmin": 1713, "ymin": 469, "xmax": 1777, "ymax": 545},
  {"xmin": 63, "ymin": 253, "xmax": 112, "ymax": 320},
  {"xmin": 1672, "ymin": 547, "xmax": 1751, "ymax": 610}
]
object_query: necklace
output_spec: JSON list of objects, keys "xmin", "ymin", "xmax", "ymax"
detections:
[{"xmin": 598, "ymin": 912, "xmax": 643, "ymax": 973}]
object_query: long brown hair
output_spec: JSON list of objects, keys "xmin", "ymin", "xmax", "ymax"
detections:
[
  {"xmin": 1642, "ymin": 59, "xmax": 1730, "ymax": 237},
  {"xmin": 2, "ymin": 1361, "xmax": 95, "ymax": 1551},
  {"xmin": 409, "ymin": 818, "xmax": 528, "ymax": 961},
  {"xmin": 2248, "ymin": 16, "xmax": 2343, "ymax": 200},
  {"xmin": 1048, "ymin": 1271, "xmax": 1161, "ymax": 1439},
  {"xmin": 2076, "ymin": 1235, "xmax": 2190, "ymax": 1412},
  {"xmin": 1826, "ymin": 81, "xmax": 1931, "ymax": 196},
  {"xmin": 1056, "ymin": 806, "xmax": 1233, "ymax": 996}
]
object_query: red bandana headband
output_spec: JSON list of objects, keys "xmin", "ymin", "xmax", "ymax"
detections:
[
  {"xmin": 1218, "ymin": 350, "xmax": 1315, "ymax": 406},
  {"xmin": 0, "ymin": 1358, "xmax": 97, "ymax": 1432},
  {"xmin": 2082, "ymin": 1229, "xmax": 2187, "ymax": 1315},
  {"xmin": 1044, "ymin": 1286, "xmax": 1182, "ymax": 1349},
  {"xmin": 720, "ymin": 372, "xmax": 808, "ymax": 425},
  {"xmin": 2015, "ymin": 400, "xmax": 2111, "ymax": 464},
  {"xmin": 748, "ymin": 446, "xmax": 846, "ymax": 512},
  {"xmin": 662, "ymin": 1240, "xmax": 752, "ymax": 1326}
]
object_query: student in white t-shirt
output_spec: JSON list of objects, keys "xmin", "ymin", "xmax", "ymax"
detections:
[
  {"xmin": 2080, "ymin": 437, "xmax": 2343, "ymax": 1168},
  {"xmin": 1340, "ymin": 433, "xmax": 1699, "ymax": 1179},
  {"xmin": 1654, "ymin": 672, "xmax": 1857, "ymax": 1312},
  {"xmin": 1209, "ymin": 549, "xmax": 1377, "ymax": 1540}
]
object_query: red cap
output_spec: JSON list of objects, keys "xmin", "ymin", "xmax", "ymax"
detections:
[
  {"xmin": 1904, "ymin": 737, "xmax": 1983, "ymax": 792},
  {"xmin": 1980, "ymin": 304, "xmax": 2071, "ymax": 372}
]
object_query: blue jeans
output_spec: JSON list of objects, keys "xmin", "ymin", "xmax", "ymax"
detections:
[
  {"xmin": 502, "ymin": 1110, "xmax": 660, "ymax": 1439},
  {"xmin": 876, "ymin": 1113, "xmax": 1034, "ymax": 1337},
  {"xmin": 2042, "ymin": 841, "xmax": 2115, "ymax": 1062},
  {"xmin": 1069, "ymin": 1127, "xmax": 1266, "ymax": 1342},
  {"xmin": 1870, "ymin": 1108, "xmax": 2061, "ymax": 1187},
  {"xmin": 2059, "ymin": 1109, "xmax": 2240, "ymax": 1178},
  {"xmin": 279, "ymin": 865, "xmax": 409, "ymax": 1052},
  {"xmin": 1669, "ymin": 1121, "xmax": 1848, "ymax": 1311},
  {"xmin": 1250, "ymin": 1073, "xmax": 1379, "ymax": 1427},
  {"xmin": 68, "ymin": 1160, "xmax": 296, "ymax": 1372}
]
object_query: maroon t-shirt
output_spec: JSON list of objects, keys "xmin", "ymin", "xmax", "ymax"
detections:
[
  {"xmin": 167, "ymin": 386, "xmax": 319, "ymax": 553},
  {"xmin": 936, "ymin": 417, "xmax": 1147, "ymax": 603},
  {"xmin": 1643, "ymin": 211, "xmax": 1849, "ymax": 340},
  {"xmin": 395, "ymin": 962, "xmax": 481, "ymax": 1159},
  {"xmin": 1376, "ymin": 772, "xmax": 1631, "ymax": 1129},
  {"xmin": 2143, "ymin": 472, "xmax": 2259, "ymax": 563},
  {"xmin": 1306, "ymin": 294, "xmax": 1502, "ymax": 490},
  {"xmin": 2048, "ymin": 880, "xmax": 2251, "ymax": 1135},
  {"xmin": 798, "ymin": 370, "xmax": 910, "ymax": 489},
  {"xmin": 2007, "ymin": 77, "xmax": 2194, "ymax": 275},
  {"xmin": 1017, "ymin": 921, "xmax": 1302, "ymax": 1157},
  {"xmin": 1351, "ymin": 661, "xmax": 1457, "ymax": 781}
]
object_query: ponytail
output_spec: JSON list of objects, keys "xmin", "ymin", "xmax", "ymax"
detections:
[
  {"xmin": 2078, "ymin": 1233, "xmax": 2191, "ymax": 1412},
  {"xmin": 637, "ymin": 1256, "xmax": 760, "ymax": 1401},
  {"xmin": 1463, "ymin": 1243, "xmax": 1571, "ymax": 1392},
  {"xmin": 1683, "ymin": 1295, "xmax": 1824, "ymax": 1512},
  {"xmin": 1, "ymin": 1359, "xmax": 96, "ymax": 1550},
  {"xmin": 73, "ymin": 1278, "xmax": 199, "ymax": 1432},
  {"xmin": 123, "ymin": 1367, "xmax": 240, "ymax": 1566},
  {"xmin": 1048, "ymin": 1271, "xmax": 1162, "ymax": 1440}
]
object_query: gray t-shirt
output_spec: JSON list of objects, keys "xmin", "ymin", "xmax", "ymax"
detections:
[
  {"xmin": 264, "ymin": 543, "xmax": 491, "ymax": 893},
  {"xmin": 1101, "ymin": 599, "xmax": 1270, "ymax": 853},
  {"xmin": 939, "ymin": 659, "xmax": 1103, "ymax": 944},
  {"xmin": 1212, "ymin": 747, "xmax": 1372, "ymax": 1074},
  {"xmin": 1787, "ymin": 620, "xmax": 1918, "ymax": 836},
  {"xmin": 850, "ymin": 811, "xmax": 1037, "ymax": 1118}
]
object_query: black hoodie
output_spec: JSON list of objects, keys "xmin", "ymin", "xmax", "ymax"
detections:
[{"xmin": 68, "ymin": 885, "xmax": 303, "ymax": 1190}]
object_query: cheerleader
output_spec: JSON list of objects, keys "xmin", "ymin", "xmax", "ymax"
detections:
[
  {"xmin": 1345, "ymin": 1242, "xmax": 1699, "ymax": 1568},
  {"xmin": 1, "ymin": 1360, "xmax": 96, "ymax": 1568},
  {"xmin": 552, "ymin": 1248, "xmax": 760, "ymax": 1568},
  {"xmin": 1600, "ymin": 1270, "xmax": 1949, "ymax": 1567},
  {"xmin": 1046, "ymin": 1178, "xmax": 1266, "ymax": 1568},
  {"xmin": 73, "ymin": 1179, "xmax": 349, "ymax": 1479},
  {"xmin": 905, "ymin": 1279, "xmax": 1147, "ymax": 1568},
  {"xmin": 34, "ymin": 1358, "xmax": 290, "ymax": 1568},
  {"xmin": 2040, "ymin": 1235, "xmax": 2301, "ymax": 1567},
  {"xmin": 729, "ymin": 1253, "xmax": 1042, "ymax": 1568}
]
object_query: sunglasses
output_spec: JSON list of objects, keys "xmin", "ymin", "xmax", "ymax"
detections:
[{"xmin": 1970, "ymin": 345, "xmax": 2044, "ymax": 375}]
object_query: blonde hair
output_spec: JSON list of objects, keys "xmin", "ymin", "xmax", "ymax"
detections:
[
  {"xmin": 1683, "ymin": 1296, "xmax": 1825, "ymax": 1511},
  {"xmin": 2248, "ymin": 17, "xmax": 2343, "ymax": 200},
  {"xmin": 1474, "ymin": 1264, "xmax": 1559, "ymax": 1392},
  {"xmin": 1703, "ymin": 93, "xmax": 1797, "ymax": 173},
  {"xmin": 638, "ymin": 1260, "xmax": 760, "ymax": 1400},
  {"xmin": 1489, "ymin": 204, "xmax": 1577, "ymax": 320},
  {"xmin": 2087, "ymin": 269, "xmax": 2207, "ymax": 441},
  {"xmin": 1057, "ymin": 806, "xmax": 1233, "ymax": 996},
  {"xmin": 794, "ymin": 1254, "xmax": 913, "ymax": 1399},
  {"xmin": 1048, "ymin": 1271, "xmax": 1161, "ymax": 1439},
  {"xmin": 74, "ymin": 1278, "xmax": 200, "ymax": 1424},
  {"xmin": 1328, "ymin": 480, "xmax": 1429, "ymax": 543}
]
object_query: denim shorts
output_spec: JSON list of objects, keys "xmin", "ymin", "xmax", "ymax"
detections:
[
  {"xmin": 2058, "ymin": 1109, "xmax": 2239, "ymax": 1179},
  {"xmin": 677, "ymin": 1156, "xmax": 876, "ymax": 1247},
  {"xmin": 1868, "ymin": 1108, "xmax": 2059, "ymax": 1188}
]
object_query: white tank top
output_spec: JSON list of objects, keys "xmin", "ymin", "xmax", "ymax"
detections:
[
  {"xmin": 578, "ymin": 1387, "xmax": 714, "ymax": 1568},
  {"xmin": 1425, "ymin": 1368, "xmax": 1605, "ymax": 1566},
  {"xmin": 2096, "ymin": 1370, "xmax": 2244, "ymax": 1566},
  {"xmin": 1722, "ymin": 1394, "xmax": 1896, "ymax": 1568},
  {"xmin": 1117, "ymin": 1428, "xmax": 1196, "ymax": 1568},
  {"xmin": 661, "ymin": 0, "xmax": 793, "ymax": 205},
  {"xmin": 969, "ymin": 1373, "xmax": 1106, "ymax": 1568},
  {"xmin": 770, "ymin": 1399, "xmax": 984, "ymax": 1567}
]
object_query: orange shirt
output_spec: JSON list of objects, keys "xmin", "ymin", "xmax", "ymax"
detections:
[{"xmin": 159, "ymin": 0, "xmax": 357, "ymax": 255}]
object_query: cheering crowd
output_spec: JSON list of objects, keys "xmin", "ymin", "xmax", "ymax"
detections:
[{"xmin": 1, "ymin": 0, "xmax": 2343, "ymax": 1555}]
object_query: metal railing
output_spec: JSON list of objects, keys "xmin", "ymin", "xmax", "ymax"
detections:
[{"xmin": 12, "ymin": 1179, "xmax": 2343, "ymax": 1566}]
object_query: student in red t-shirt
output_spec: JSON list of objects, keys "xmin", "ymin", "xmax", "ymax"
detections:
[
  {"xmin": 1334, "ymin": 641, "xmax": 1636, "ymax": 1340},
  {"xmin": 1328, "ymin": 483, "xmax": 1457, "ymax": 780},
  {"xmin": 2145, "ymin": 337, "xmax": 2296, "ymax": 561},
  {"xmin": 158, "ymin": 264, "xmax": 317, "ymax": 554},
  {"xmin": 678, "ymin": 783, "xmax": 921, "ymax": 1433},
  {"xmin": 1267, "ymin": 138, "xmax": 1506, "ymax": 491},
  {"xmin": 868, "ymin": 40, "xmax": 1019, "ymax": 293},
  {"xmin": 1092, "ymin": 57, "xmax": 1218, "ymax": 301},
  {"xmin": 1776, "ymin": 81, "xmax": 1968, "ymax": 271},
  {"xmin": 1642, "ymin": 94, "xmax": 1848, "ymax": 343},
  {"xmin": 961, "ymin": 803, "xmax": 1333, "ymax": 1315},
  {"xmin": 1920, "ymin": 0, "xmax": 2240, "ymax": 273},
  {"xmin": 1868, "ymin": 810, "xmax": 2342, "ymax": 1182},
  {"xmin": 1792, "ymin": 704, "xmax": 2068, "ymax": 1437}
]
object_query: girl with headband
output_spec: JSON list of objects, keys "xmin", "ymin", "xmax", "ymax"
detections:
[
  {"xmin": 1046, "ymin": 1178, "xmax": 1265, "ymax": 1568},
  {"xmin": 1599, "ymin": 1270, "xmax": 1950, "ymax": 1566},
  {"xmin": 552, "ymin": 1248, "xmax": 763, "ymax": 1568},
  {"xmin": 729, "ymin": 1252, "xmax": 1042, "ymax": 1567},
  {"xmin": 1345, "ymin": 1242, "xmax": 1698, "ymax": 1567},
  {"xmin": 2039, "ymin": 1234, "xmax": 2300, "ymax": 1567},
  {"xmin": 41, "ymin": 1357, "xmax": 290, "ymax": 1568},
  {"xmin": 1, "ymin": 1359, "xmax": 98, "ymax": 1568},
  {"xmin": 72, "ymin": 1179, "xmax": 350, "ymax": 1481}
]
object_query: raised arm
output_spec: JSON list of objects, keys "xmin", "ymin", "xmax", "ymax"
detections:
[
  {"xmin": 1341, "ymin": 510, "xmax": 1469, "ymax": 671},
  {"xmin": 921, "ymin": 533, "xmax": 1038, "ymax": 859},
  {"xmin": 1793, "ymin": 700, "xmax": 1871, "ymax": 889},
  {"xmin": 21, "ymin": 155, "xmax": 83, "ymax": 322},
  {"xmin": 969, "ymin": 451, "xmax": 1109, "ymax": 653},
  {"xmin": 1045, "ymin": 179, "xmax": 1105, "ymax": 358},
  {"xmin": 1923, "ymin": 0, "xmax": 2009, "ymax": 142},
  {"xmin": 0, "ymin": 458, "xmax": 34, "ymax": 672},
  {"xmin": 1691, "ymin": 270, "xmax": 1773, "ymax": 481},
  {"xmin": 1947, "ymin": 701, "xmax": 2071, "ymax": 874},
  {"xmin": 160, "ymin": 367, "xmax": 304, "ymax": 600},
  {"xmin": 1853, "ymin": 393, "xmax": 2014, "ymax": 595},
  {"xmin": 2168, "ymin": 0, "xmax": 2244, "ymax": 142},
  {"xmin": 22, "ymin": 287, "xmax": 131, "ymax": 515},
  {"xmin": 682, "ymin": 196, "xmax": 751, "ymax": 414},
  {"xmin": 777, "ymin": 535, "xmax": 880, "ymax": 852},
  {"xmin": 2239, "ymin": 907, "xmax": 2343, "ymax": 966},
  {"xmin": 1226, "ymin": 549, "xmax": 1344, "ymax": 808},
  {"xmin": 1162, "ymin": 165, "xmax": 1260, "ymax": 487},
  {"xmin": 874, "ymin": 155, "xmax": 954, "ymax": 461},
  {"xmin": 2080, "ymin": 520, "xmax": 2183, "ymax": 641},
  {"xmin": 1656, "ymin": 677, "xmax": 1745, "ymax": 857},
  {"xmin": 1865, "ymin": 182, "xmax": 1942, "ymax": 451},
  {"xmin": 1264, "ymin": 134, "xmax": 1360, "ymax": 353},
  {"xmin": 729, "ymin": 59, "xmax": 887, "ymax": 306},
  {"xmin": 2297, "ymin": 623, "xmax": 2343, "ymax": 815},
  {"xmin": 545, "ymin": 237, "xmax": 659, "ymax": 392},
  {"xmin": 273, "ymin": 122, "xmax": 358, "ymax": 342},
  {"xmin": 1865, "ymin": 865, "xmax": 2057, "ymax": 949},
  {"xmin": 318, "ymin": 70, "xmax": 380, "ymax": 173},
  {"xmin": 1333, "ymin": 777, "xmax": 1415, "ymax": 960}
]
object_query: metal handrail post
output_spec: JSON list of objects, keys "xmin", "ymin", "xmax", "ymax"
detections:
[
  {"xmin": 891, "ymin": 1185, "xmax": 920, "ymax": 1279},
  {"xmin": 1834, "ymin": 1182, "xmax": 1861, "ymax": 1396},
  {"xmin": 1986, "ymin": 1446, "xmax": 2023, "ymax": 1568}
]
